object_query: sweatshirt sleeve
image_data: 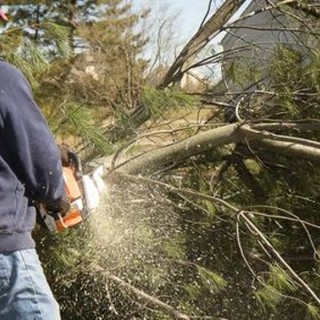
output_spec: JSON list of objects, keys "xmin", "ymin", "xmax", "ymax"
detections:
[{"xmin": 0, "ymin": 62, "xmax": 67, "ymax": 206}]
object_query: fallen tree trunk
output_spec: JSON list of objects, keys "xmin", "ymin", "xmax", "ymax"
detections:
[
  {"xmin": 112, "ymin": 122, "xmax": 320, "ymax": 175},
  {"xmin": 115, "ymin": 123, "xmax": 241, "ymax": 174}
]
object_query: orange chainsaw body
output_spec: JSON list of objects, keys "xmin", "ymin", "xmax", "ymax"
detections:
[
  {"xmin": 64, "ymin": 166, "xmax": 82, "ymax": 201},
  {"xmin": 37, "ymin": 150, "xmax": 106, "ymax": 232},
  {"xmin": 55, "ymin": 166, "xmax": 84, "ymax": 231},
  {"xmin": 38, "ymin": 165, "xmax": 85, "ymax": 232}
]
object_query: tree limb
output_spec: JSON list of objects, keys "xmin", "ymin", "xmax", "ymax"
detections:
[
  {"xmin": 250, "ymin": 121, "xmax": 320, "ymax": 132},
  {"xmin": 96, "ymin": 268, "xmax": 191, "ymax": 319},
  {"xmin": 253, "ymin": 138, "xmax": 320, "ymax": 163}
]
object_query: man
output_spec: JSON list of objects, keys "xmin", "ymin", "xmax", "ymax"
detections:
[{"xmin": 0, "ymin": 7, "xmax": 68, "ymax": 319}]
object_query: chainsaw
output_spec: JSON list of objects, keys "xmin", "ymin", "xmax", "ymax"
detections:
[{"xmin": 37, "ymin": 150, "xmax": 106, "ymax": 232}]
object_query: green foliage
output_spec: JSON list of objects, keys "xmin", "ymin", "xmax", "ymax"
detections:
[
  {"xmin": 0, "ymin": 28, "xmax": 23, "ymax": 55},
  {"xmin": 261, "ymin": 44, "xmax": 320, "ymax": 121},
  {"xmin": 225, "ymin": 59, "xmax": 262, "ymax": 89},
  {"xmin": 307, "ymin": 304, "xmax": 320, "ymax": 320},
  {"xmin": 42, "ymin": 21, "xmax": 71, "ymax": 57},
  {"xmin": 142, "ymin": 87, "xmax": 197, "ymax": 118},
  {"xmin": 268, "ymin": 264, "xmax": 297, "ymax": 293},
  {"xmin": 201, "ymin": 199, "xmax": 218, "ymax": 220},
  {"xmin": 255, "ymin": 284, "xmax": 282, "ymax": 311},
  {"xmin": 8, "ymin": 53, "xmax": 47, "ymax": 88},
  {"xmin": 269, "ymin": 234, "xmax": 286, "ymax": 253},
  {"xmin": 196, "ymin": 265, "xmax": 227, "ymax": 294},
  {"xmin": 50, "ymin": 101, "xmax": 113, "ymax": 155},
  {"xmin": 269, "ymin": 45, "xmax": 303, "ymax": 88},
  {"xmin": 162, "ymin": 236, "xmax": 186, "ymax": 260},
  {"xmin": 76, "ymin": 0, "xmax": 147, "ymax": 111},
  {"xmin": 0, "ymin": 33, "xmax": 49, "ymax": 87},
  {"xmin": 184, "ymin": 282, "xmax": 203, "ymax": 300},
  {"xmin": 307, "ymin": 53, "xmax": 320, "ymax": 93},
  {"xmin": 0, "ymin": 20, "xmax": 70, "ymax": 87}
]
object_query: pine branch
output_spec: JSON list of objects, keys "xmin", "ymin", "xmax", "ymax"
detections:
[{"xmin": 239, "ymin": 212, "xmax": 320, "ymax": 306}]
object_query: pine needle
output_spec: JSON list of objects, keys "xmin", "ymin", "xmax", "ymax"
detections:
[
  {"xmin": 255, "ymin": 284, "xmax": 282, "ymax": 310},
  {"xmin": 307, "ymin": 304, "xmax": 320, "ymax": 320},
  {"xmin": 142, "ymin": 87, "xmax": 197, "ymax": 119},
  {"xmin": 51, "ymin": 101, "xmax": 113, "ymax": 155},
  {"xmin": 268, "ymin": 264, "xmax": 298, "ymax": 293},
  {"xmin": 42, "ymin": 21, "xmax": 71, "ymax": 57},
  {"xmin": 196, "ymin": 266, "xmax": 227, "ymax": 294}
]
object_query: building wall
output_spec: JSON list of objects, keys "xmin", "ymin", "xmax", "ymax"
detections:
[
  {"xmin": 221, "ymin": 0, "xmax": 300, "ymax": 62},
  {"xmin": 219, "ymin": 0, "xmax": 306, "ymax": 92}
]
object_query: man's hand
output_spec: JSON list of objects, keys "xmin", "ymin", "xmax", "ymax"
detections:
[
  {"xmin": 46, "ymin": 200, "xmax": 70, "ymax": 218},
  {"xmin": 58, "ymin": 143, "xmax": 73, "ymax": 167}
]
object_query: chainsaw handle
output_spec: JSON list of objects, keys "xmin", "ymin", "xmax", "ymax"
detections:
[{"xmin": 35, "ymin": 203, "xmax": 65, "ymax": 231}]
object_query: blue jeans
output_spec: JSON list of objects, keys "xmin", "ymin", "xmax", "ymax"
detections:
[{"xmin": 0, "ymin": 249, "xmax": 60, "ymax": 320}]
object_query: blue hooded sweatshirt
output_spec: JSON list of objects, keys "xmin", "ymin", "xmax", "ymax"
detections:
[{"xmin": 0, "ymin": 61, "xmax": 66, "ymax": 252}]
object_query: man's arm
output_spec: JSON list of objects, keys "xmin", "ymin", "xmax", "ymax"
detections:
[{"xmin": 0, "ymin": 62, "xmax": 67, "ymax": 208}]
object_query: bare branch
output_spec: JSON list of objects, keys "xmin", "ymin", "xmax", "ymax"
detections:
[
  {"xmin": 223, "ymin": 25, "xmax": 320, "ymax": 37},
  {"xmin": 250, "ymin": 121, "xmax": 320, "ymax": 132},
  {"xmin": 288, "ymin": 1, "xmax": 320, "ymax": 19},
  {"xmin": 198, "ymin": 0, "xmax": 214, "ymax": 30},
  {"xmin": 96, "ymin": 268, "xmax": 191, "ymax": 319}
]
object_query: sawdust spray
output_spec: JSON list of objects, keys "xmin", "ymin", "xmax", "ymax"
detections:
[
  {"xmin": 89, "ymin": 175, "xmax": 181, "ymax": 267},
  {"xmin": 77, "ymin": 175, "xmax": 185, "ymax": 318}
]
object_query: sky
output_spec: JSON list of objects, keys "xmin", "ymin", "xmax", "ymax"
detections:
[
  {"xmin": 132, "ymin": 0, "xmax": 251, "ymax": 45},
  {"xmin": 132, "ymin": 0, "xmax": 223, "ymax": 42},
  {"xmin": 157, "ymin": 0, "xmax": 221, "ymax": 39}
]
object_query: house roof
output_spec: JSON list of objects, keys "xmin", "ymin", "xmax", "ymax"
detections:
[{"xmin": 220, "ymin": 0, "xmax": 282, "ymax": 47}]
